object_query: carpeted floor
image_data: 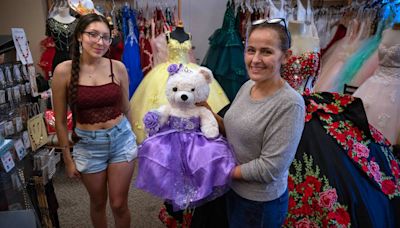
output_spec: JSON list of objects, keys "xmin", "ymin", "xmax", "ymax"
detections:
[{"xmin": 53, "ymin": 160, "xmax": 164, "ymax": 228}]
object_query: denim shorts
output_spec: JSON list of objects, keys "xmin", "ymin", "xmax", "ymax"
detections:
[
  {"xmin": 73, "ymin": 117, "xmax": 138, "ymax": 174},
  {"xmin": 226, "ymin": 188, "xmax": 289, "ymax": 228}
]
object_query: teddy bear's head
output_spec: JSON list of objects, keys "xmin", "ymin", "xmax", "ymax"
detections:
[{"xmin": 165, "ymin": 64, "xmax": 213, "ymax": 108}]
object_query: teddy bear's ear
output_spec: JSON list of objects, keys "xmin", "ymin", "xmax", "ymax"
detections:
[{"xmin": 199, "ymin": 67, "xmax": 214, "ymax": 84}]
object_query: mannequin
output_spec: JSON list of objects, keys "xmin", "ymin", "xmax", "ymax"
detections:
[
  {"xmin": 353, "ymin": 25, "xmax": 400, "ymax": 145},
  {"xmin": 46, "ymin": 6, "xmax": 77, "ymax": 72},
  {"xmin": 52, "ymin": 6, "xmax": 76, "ymax": 24},
  {"xmin": 168, "ymin": 26, "xmax": 190, "ymax": 43},
  {"xmin": 282, "ymin": 20, "xmax": 320, "ymax": 92},
  {"xmin": 288, "ymin": 21, "xmax": 320, "ymax": 55}
]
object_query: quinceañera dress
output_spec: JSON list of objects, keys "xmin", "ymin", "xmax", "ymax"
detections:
[
  {"xmin": 353, "ymin": 31, "xmax": 400, "ymax": 145},
  {"xmin": 129, "ymin": 33, "xmax": 229, "ymax": 143},
  {"xmin": 135, "ymin": 112, "xmax": 236, "ymax": 210}
]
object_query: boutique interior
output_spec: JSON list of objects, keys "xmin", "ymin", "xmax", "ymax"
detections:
[{"xmin": 0, "ymin": 0, "xmax": 399, "ymax": 227}]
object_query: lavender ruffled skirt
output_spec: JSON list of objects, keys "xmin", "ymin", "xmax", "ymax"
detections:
[{"xmin": 135, "ymin": 127, "xmax": 236, "ymax": 210}]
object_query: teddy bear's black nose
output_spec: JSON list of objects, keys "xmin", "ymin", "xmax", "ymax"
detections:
[{"xmin": 181, "ymin": 94, "xmax": 188, "ymax": 101}]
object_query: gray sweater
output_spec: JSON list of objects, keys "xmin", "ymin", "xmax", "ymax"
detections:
[{"xmin": 224, "ymin": 80, "xmax": 305, "ymax": 202}]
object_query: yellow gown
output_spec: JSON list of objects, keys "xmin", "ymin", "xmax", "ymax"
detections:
[{"xmin": 129, "ymin": 34, "xmax": 230, "ymax": 143}]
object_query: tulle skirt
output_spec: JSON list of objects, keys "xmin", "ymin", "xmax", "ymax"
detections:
[{"xmin": 135, "ymin": 129, "xmax": 236, "ymax": 210}]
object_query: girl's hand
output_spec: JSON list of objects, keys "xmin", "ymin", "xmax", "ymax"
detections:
[{"xmin": 65, "ymin": 162, "xmax": 81, "ymax": 179}]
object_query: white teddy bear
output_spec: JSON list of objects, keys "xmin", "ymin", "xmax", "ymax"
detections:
[
  {"xmin": 135, "ymin": 64, "xmax": 236, "ymax": 211},
  {"xmin": 147, "ymin": 64, "xmax": 219, "ymax": 138}
]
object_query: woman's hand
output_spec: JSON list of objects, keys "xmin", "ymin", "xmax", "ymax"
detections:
[
  {"xmin": 65, "ymin": 162, "xmax": 81, "ymax": 179},
  {"xmin": 231, "ymin": 166, "xmax": 242, "ymax": 180}
]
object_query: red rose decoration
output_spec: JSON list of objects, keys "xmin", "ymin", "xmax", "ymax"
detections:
[
  {"xmin": 295, "ymin": 218, "xmax": 318, "ymax": 228},
  {"xmin": 352, "ymin": 142, "xmax": 370, "ymax": 158},
  {"xmin": 289, "ymin": 197, "xmax": 296, "ymax": 209},
  {"xmin": 319, "ymin": 189, "xmax": 338, "ymax": 210},
  {"xmin": 335, "ymin": 207, "xmax": 351, "ymax": 225},
  {"xmin": 381, "ymin": 180, "xmax": 396, "ymax": 195},
  {"xmin": 390, "ymin": 160, "xmax": 400, "ymax": 178},
  {"xmin": 325, "ymin": 104, "xmax": 340, "ymax": 114}
]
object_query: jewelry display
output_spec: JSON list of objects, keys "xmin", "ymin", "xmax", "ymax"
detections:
[
  {"xmin": 13, "ymin": 85, "xmax": 21, "ymax": 103},
  {"xmin": 25, "ymin": 82, "xmax": 31, "ymax": 95},
  {"xmin": 1, "ymin": 27, "xmax": 47, "ymax": 226},
  {"xmin": 0, "ymin": 90, "xmax": 5, "ymax": 104},
  {"xmin": 14, "ymin": 64, "xmax": 24, "ymax": 83},
  {"xmin": 6, "ymin": 87, "xmax": 13, "ymax": 104},
  {"xmin": 0, "ymin": 68, "xmax": 6, "ymax": 88},
  {"xmin": 19, "ymin": 84, "xmax": 26, "ymax": 96},
  {"xmin": 4, "ymin": 65, "xmax": 13, "ymax": 86},
  {"xmin": 15, "ymin": 36, "xmax": 30, "ymax": 64},
  {"xmin": 27, "ymin": 65, "xmax": 38, "ymax": 96}
]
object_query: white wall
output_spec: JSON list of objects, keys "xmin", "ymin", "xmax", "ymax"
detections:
[
  {"xmin": 181, "ymin": 0, "xmax": 227, "ymax": 64},
  {"xmin": 0, "ymin": 0, "xmax": 48, "ymax": 71}
]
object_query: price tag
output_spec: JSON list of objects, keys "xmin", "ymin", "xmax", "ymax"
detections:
[
  {"xmin": 22, "ymin": 131, "xmax": 31, "ymax": 149},
  {"xmin": 14, "ymin": 139, "xmax": 26, "ymax": 160},
  {"xmin": 1, "ymin": 151, "xmax": 15, "ymax": 173}
]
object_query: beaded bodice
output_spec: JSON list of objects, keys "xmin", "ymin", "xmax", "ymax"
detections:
[
  {"xmin": 282, "ymin": 51, "xmax": 321, "ymax": 90},
  {"xmin": 46, "ymin": 18, "xmax": 77, "ymax": 52},
  {"xmin": 378, "ymin": 44, "xmax": 400, "ymax": 68},
  {"xmin": 167, "ymin": 116, "xmax": 201, "ymax": 132},
  {"xmin": 167, "ymin": 37, "xmax": 191, "ymax": 64}
]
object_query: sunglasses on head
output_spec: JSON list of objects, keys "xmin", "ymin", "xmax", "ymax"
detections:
[{"xmin": 251, "ymin": 18, "xmax": 291, "ymax": 48}]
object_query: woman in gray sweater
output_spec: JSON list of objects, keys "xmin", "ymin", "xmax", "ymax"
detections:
[{"xmin": 205, "ymin": 18, "xmax": 305, "ymax": 228}]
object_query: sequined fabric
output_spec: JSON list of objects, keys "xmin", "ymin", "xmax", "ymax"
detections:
[
  {"xmin": 46, "ymin": 18, "xmax": 77, "ymax": 52},
  {"xmin": 167, "ymin": 39, "xmax": 191, "ymax": 64},
  {"xmin": 282, "ymin": 51, "xmax": 321, "ymax": 91}
]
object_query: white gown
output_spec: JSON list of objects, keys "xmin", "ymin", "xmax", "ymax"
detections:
[{"xmin": 353, "ymin": 40, "xmax": 400, "ymax": 144}]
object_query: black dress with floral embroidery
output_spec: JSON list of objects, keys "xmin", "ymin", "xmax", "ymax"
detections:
[{"xmin": 284, "ymin": 92, "xmax": 400, "ymax": 228}]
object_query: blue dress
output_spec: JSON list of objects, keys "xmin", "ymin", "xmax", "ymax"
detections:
[{"xmin": 121, "ymin": 6, "xmax": 143, "ymax": 98}]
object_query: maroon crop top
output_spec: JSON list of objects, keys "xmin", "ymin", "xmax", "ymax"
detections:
[{"xmin": 75, "ymin": 59, "xmax": 123, "ymax": 124}]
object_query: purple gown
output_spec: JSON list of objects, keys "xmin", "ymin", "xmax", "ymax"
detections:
[{"xmin": 135, "ymin": 113, "xmax": 236, "ymax": 210}]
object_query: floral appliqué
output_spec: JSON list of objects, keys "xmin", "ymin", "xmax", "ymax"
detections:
[
  {"xmin": 304, "ymin": 93, "xmax": 354, "ymax": 122},
  {"xmin": 284, "ymin": 153, "xmax": 351, "ymax": 228},
  {"xmin": 282, "ymin": 51, "xmax": 320, "ymax": 90},
  {"xmin": 303, "ymin": 92, "xmax": 400, "ymax": 198}
]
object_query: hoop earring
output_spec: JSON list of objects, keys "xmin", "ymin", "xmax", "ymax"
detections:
[{"xmin": 79, "ymin": 42, "xmax": 82, "ymax": 54}]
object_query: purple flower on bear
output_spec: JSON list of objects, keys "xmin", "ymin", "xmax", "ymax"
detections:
[
  {"xmin": 143, "ymin": 111, "xmax": 161, "ymax": 136},
  {"xmin": 167, "ymin": 63, "xmax": 183, "ymax": 76}
]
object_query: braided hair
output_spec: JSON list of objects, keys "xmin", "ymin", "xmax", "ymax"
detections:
[{"xmin": 69, "ymin": 13, "xmax": 111, "ymax": 142}]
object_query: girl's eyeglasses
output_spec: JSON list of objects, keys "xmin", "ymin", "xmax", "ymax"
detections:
[
  {"xmin": 251, "ymin": 18, "xmax": 291, "ymax": 48},
  {"xmin": 83, "ymin": 31, "xmax": 112, "ymax": 45}
]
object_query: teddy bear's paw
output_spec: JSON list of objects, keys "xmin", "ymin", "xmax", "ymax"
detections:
[{"xmin": 201, "ymin": 126, "xmax": 219, "ymax": 139}]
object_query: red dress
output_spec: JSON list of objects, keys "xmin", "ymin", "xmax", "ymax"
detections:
[{"xmin": 38, "ymin": 37, "xmax": 56, "ymax": 80}]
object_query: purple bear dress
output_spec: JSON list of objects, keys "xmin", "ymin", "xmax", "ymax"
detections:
[{"xmin": 135, "ymin": 112, "xmax": 236, "ymax": 211}]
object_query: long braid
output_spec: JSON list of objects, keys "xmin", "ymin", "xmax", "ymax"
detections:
[{"xmin": 69, "ymin": 38, "xmax": 81, "ymax": 142}]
